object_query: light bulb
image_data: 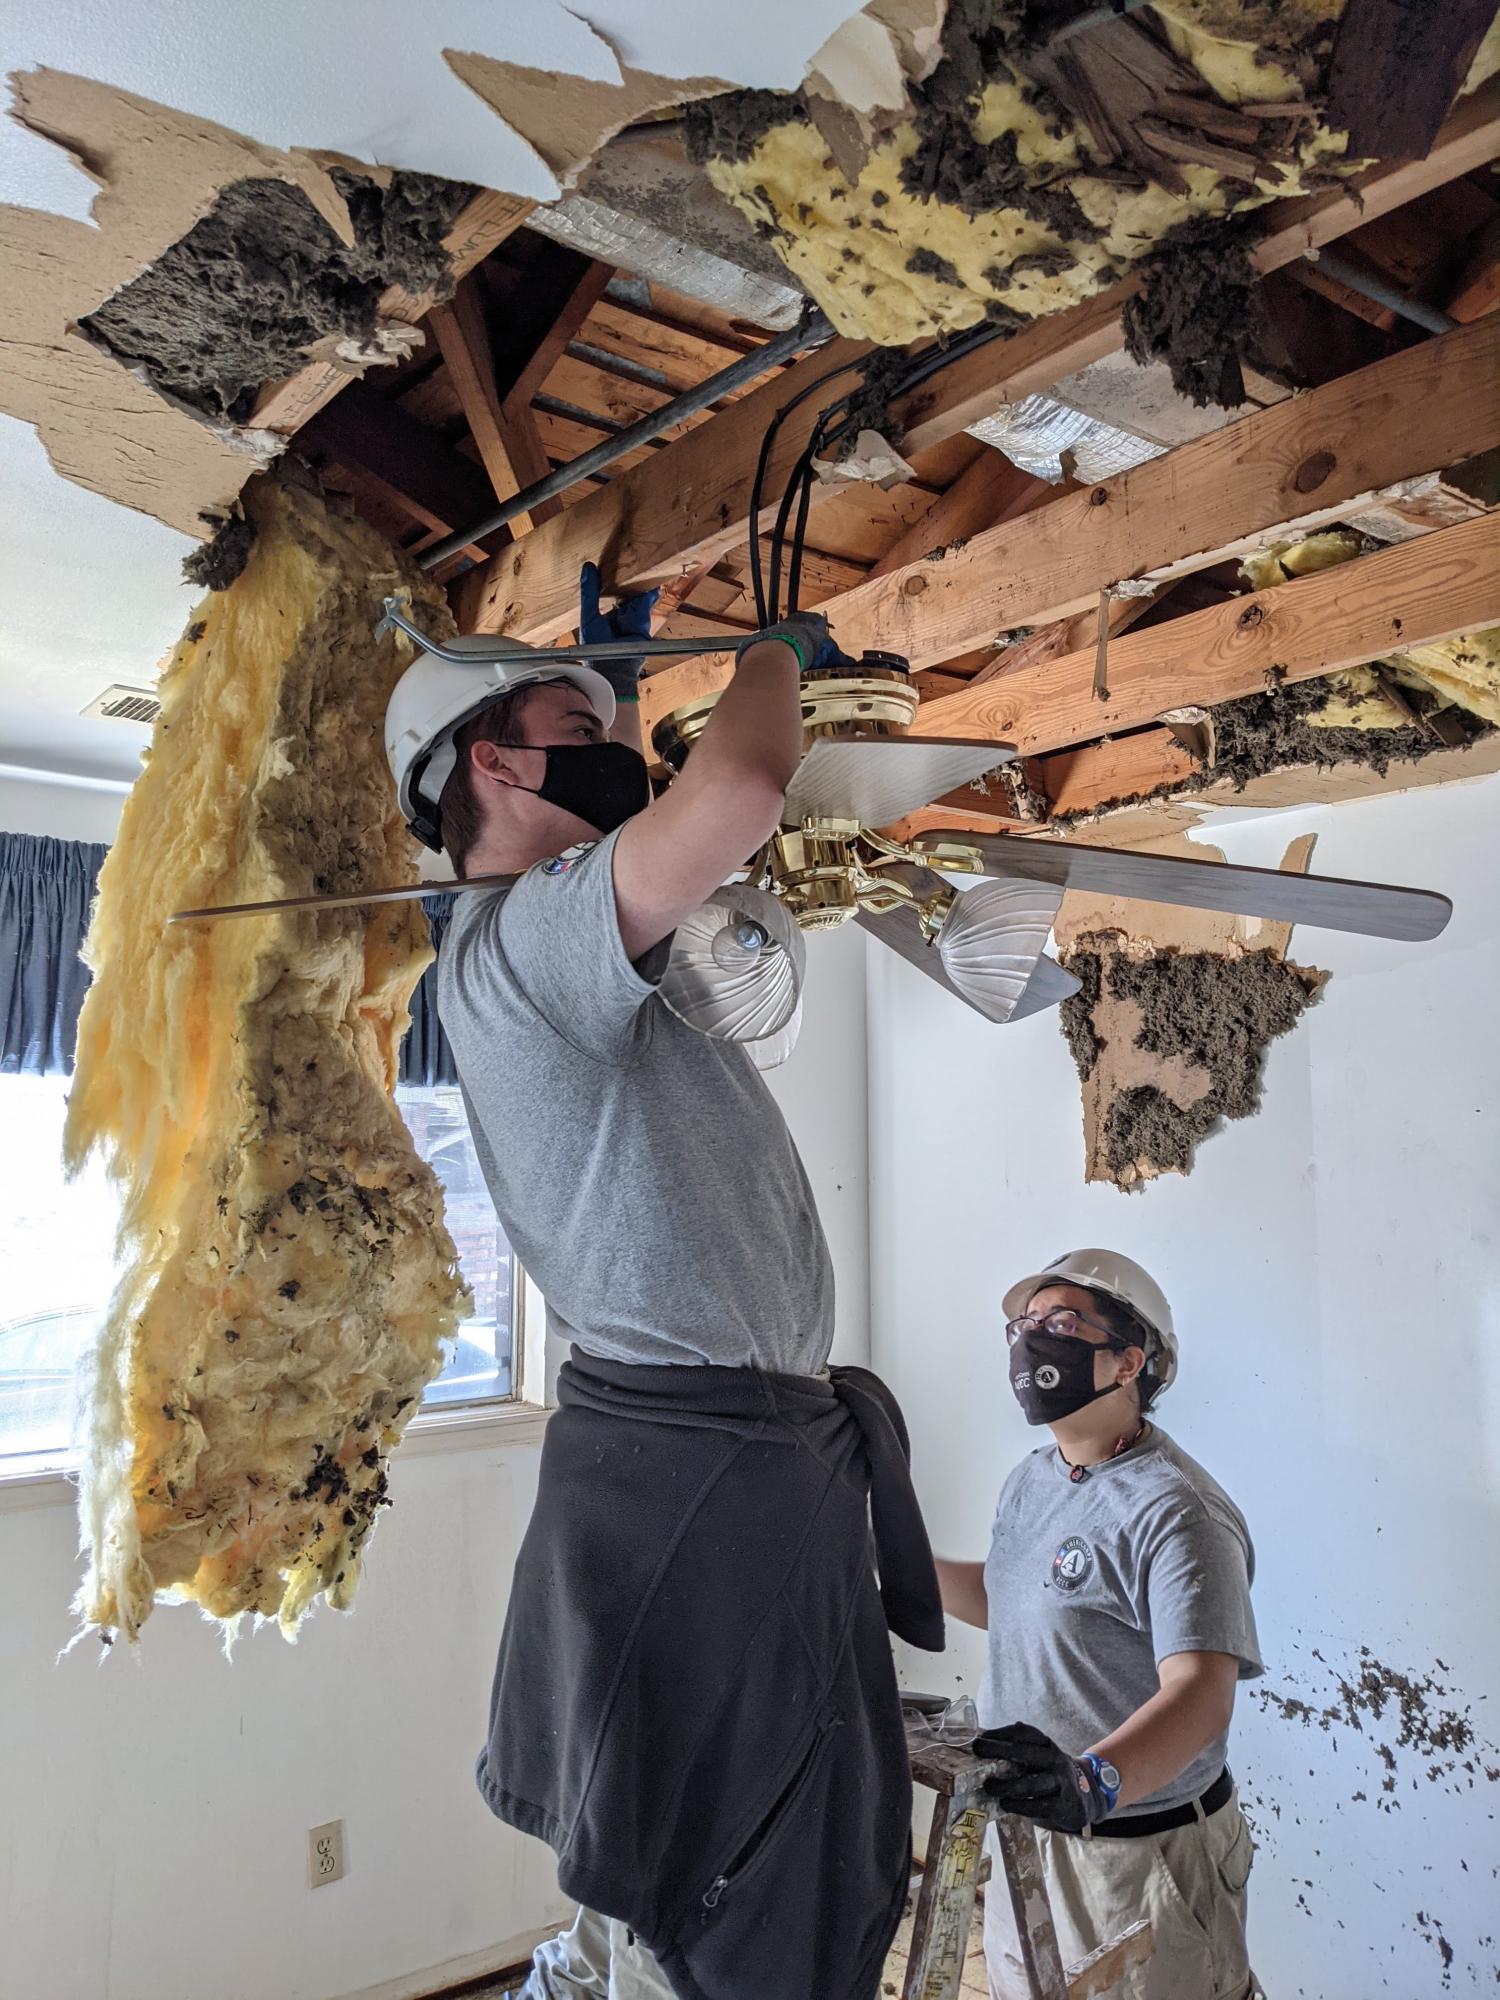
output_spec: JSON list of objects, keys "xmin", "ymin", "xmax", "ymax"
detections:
[
  {"xmin": 935, "ymin": 878, "xmax": 1068, "ymax": 1023},
  {"xmin": 659, "ymin": 888, "xmax": 805, "ymax": 1043},
  {"xmin": 711, "ymin": 921, "xmax": 771, "ymax": 972}
]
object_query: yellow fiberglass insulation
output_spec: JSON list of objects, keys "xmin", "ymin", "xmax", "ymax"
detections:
[
  {"xmin": 63, "ymin": 471, "xmax": 468, "ymax": 1644},
  {"xmin": 690, "ymin": 3, "xmax": 1359, "ymax": 347},
  {"xmin": 1241, "ymin": 532, "xmax": 1500, "ymax": 731}
]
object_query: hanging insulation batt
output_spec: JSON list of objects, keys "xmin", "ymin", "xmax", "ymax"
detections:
[
  {"xmin": 685, "ymin": 0, "xmax": 1358, "ymax": 347},
  {"xmin": 682, "ymin": 1, "xmax": 1500, "ymax": 349},
  {"xmin": 1242, "ymin": 532, "xmax": 1500, "ymax": 729},
  {"xmin": 63, "ymin": 470, "xmax": 468, "ymax": 1644}
]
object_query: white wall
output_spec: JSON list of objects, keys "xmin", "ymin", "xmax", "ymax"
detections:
[
  {"xmin": 0, "ymin": 771, "xmax": 127, "ymax": 844},
  {"xmin": 868, "ymin": 773, "xmax": 1500, "ymax": 2000},
  {"xmin": 763, "ymin": 920, "xmax": 870, "ymax": 1368},
  {"xmin": 0, "ymin": 1429, "xmax": 569, "ymax": 2000}
]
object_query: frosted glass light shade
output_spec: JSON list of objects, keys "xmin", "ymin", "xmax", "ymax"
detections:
[
  {"xmin": 660, "ymin": 887, "xmax": 805, "ymax": 1042},
  {"xmin": 935, "ymin": 878, "xmax": 1066, "ymax": 1023}
]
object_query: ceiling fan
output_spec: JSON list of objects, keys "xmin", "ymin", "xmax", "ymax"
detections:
[
  {"xmin": 639, "ymin": 642, "xmax": 1451, "ymax": 1052},
  {"xmin": 170, "ymin": 620, "xmax": 1451, "ymax": 1062}
]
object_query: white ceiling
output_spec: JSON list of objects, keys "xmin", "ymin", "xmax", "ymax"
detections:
[{"xmin": 0, "ymin": 0, "xmax": 864, "ymax": 782}]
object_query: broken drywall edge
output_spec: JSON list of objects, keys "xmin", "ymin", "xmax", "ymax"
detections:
[
  {"xmin": 0, "ymin": 68, "xmax": 481, "ymax": 537},
  {"xmin": 445, "ymin": 19, "xmax": 734, "ymax": 195},
  {"xmin": 1054, "ymin": 831, "xmax": 1316, "ymax": 962},
  {"xmin": 0, "ymin": 70, "xmax": 367, "ymax": 534},
  {"xmin": 1061, "ymin": 930, "xmax": 1328, "ymax": 1190}
]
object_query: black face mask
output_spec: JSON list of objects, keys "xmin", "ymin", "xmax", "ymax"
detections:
[
  {"xmin": 1009, "ymin": 1328, "xmax": 1129, "ymax": 1427},
  {"xmin": 522, "ymin": 742, "xmax": 651, "ymax": 837}
]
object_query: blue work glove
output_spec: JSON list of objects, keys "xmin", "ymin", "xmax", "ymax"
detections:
[
  {"xmin": 978, "ymin": 1723, "xmax": 1115, "ymax": 1835},
  {"xmin": 579, "ymin": 561, "xmax": 659, "ymax": 701},
  {"xmin": 736, "ymin": 611, "xmax": 844, "ymax": 675}
]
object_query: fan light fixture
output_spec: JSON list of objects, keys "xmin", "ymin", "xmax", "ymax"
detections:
[
  {"xmin": 659, "ymin": 886, "xmax": 806, "ymax": 1046},
  {"xmin": 935, "ymin": 879, "xmax": 1069, "ymax": 1023}
]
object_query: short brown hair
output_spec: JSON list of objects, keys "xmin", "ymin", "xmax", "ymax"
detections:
[{"xmin": 438, "ymin": 684, "xmax": 540, "ymax": 874}]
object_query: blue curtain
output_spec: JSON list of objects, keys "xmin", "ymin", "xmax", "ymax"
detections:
[
  {"xmin": 400, "ymin": 893, "xmax": 459, "ymax": 1088},
  {"xmin": 0, "ymin": 830, "xmax": 456, "ymax": 1085},
  {"xmin": 0, "ymin": 832, "xmax": 108, "ymax": 1076}
]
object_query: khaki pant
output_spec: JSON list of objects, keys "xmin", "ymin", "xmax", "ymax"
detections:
[
  {"xmin": 983, "ymin": 1792, "xmax": 1259, "ymax": 2000},
  {"xmin": 519, "ymin": 1905, "xmax": 676, "ymax": 1999}
]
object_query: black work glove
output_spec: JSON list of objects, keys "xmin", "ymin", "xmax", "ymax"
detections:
[
  {"xmin": 736, "ymin": 611, "xmax": 842, "ymax": 674},
  {"xmin": 579, "ymin": 560, "xmax": 660, "ymax": 700},
  {"xmin": 979, "ymin": 1723, "xmax": 1113, "ymax": 1835}
]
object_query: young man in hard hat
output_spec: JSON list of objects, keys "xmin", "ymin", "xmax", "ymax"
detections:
[
  {"xmin": 935, "ymin": 1250, "xmax": 1262, "ymax": 2000},
  {"xmin": 384, "ymin": 572, "xmax": 942, "ymax": 2000}
]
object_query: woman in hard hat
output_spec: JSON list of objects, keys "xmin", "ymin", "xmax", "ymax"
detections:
[{"xmin": 936, "ymin": 1250, "xmax": 1264, "ymax": 2000}]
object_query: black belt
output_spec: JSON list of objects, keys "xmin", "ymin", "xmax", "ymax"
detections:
[{"xmin": 1093, "ymin": 1766, "xmax": 1233, "ymax": 1839}]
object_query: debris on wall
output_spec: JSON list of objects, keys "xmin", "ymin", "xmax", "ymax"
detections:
[
  {"xmin": 1246, "ymin": 1640, "xmax": 1500, "ymax": 1989},
  {"xmin": 1054, "ymin": 833, "xmax": 1325, "ymax": 1189},
  {"xmin": 0, "ymin": 70, "xmax": 476, "ymax": 538},
  {"xmin": 63, "ymin": 466, "xmax": 467, "ymax": 1642}
]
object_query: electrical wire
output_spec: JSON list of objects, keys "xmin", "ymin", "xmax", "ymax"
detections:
[{"xmin": 752, "ymin": 317, "xmax": 1012, "ymax": 631}]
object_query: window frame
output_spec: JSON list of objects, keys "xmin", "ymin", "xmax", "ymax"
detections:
[{"xmin": 0, "ymin": 1074, "xmax": 551, "ymax": 1500}]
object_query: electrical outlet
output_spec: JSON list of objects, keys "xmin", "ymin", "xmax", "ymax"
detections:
[{"xmin": 308, "ymin": 1820, "xmax": 345, "ymax": 1889}]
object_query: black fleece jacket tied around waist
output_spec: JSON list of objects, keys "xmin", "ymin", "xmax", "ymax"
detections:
[{"xmin": 477, "ymin": 1354, "xmax": 945, "ymax": 2000}]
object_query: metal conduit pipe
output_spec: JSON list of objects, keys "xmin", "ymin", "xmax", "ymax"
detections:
[
  {"xmin": 1304, "ymin": 248, "xmax": 1459, "ymax": 336},
  {"xmin": 419, "ymin": 307, "xmax": 837, "ymax": 571}
]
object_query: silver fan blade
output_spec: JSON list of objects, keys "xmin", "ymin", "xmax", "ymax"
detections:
[
  {"xmin": 1009, "ymin": 953, "xmax": 1082, "ymax": 1022},
  {"xmin": 856, "ymin": 887, "xmax": 1078, "ymax": 1025},
  {"xmin": 952, "ymin": 835, "xmax": 1451, "ymax": 943},
  {"xmin": 783, "ymin": 735, "xmax": 1014, "ymax": 829}
]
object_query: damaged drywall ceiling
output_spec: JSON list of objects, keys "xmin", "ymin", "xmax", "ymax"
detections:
[
  {"xmin": 1054, "ymin": 833, "xmax": 1327, "ymax": 1188},
  {"xmin": 0, "ymin": 70, "xmax": 367, "ymax": 536}
]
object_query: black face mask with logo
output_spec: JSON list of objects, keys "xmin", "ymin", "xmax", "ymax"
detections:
[
  {"xmin": 1008, "ymin": 1327, "xmax": 1130, "ymax": 1427},
  {"xmin": 521, "ymin": 741, "xmax": 652, "ymax": 837}
]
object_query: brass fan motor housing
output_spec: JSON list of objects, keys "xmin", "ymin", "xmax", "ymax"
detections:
[{"xmin": 652, "ymin": 651, "xmax": 918, "ymax": 773}]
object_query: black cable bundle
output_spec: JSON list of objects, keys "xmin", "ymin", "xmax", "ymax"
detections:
[{"xmin": 748, "ymin": 319, "xmax": 1010, "ymax": 627}]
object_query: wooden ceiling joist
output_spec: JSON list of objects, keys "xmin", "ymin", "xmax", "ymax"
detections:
[
  {"xmin": 909, "ymin": 510, "xmax": 1500, "ymax": 758},
  {"xmin": 467, "ymin": 80, "xmax": 1500, "ymax": 646},
  {"xmin": 864, "ymin": 451, "xmax": 1053, "ymax": 580},
  {"xmin": 430, "ymin": 274, "xmax": 558, "ymax": 532},
  {"xmin": 300, "ymin": 378, "xmax": 508, "ymax": 563},
  {"xmin": 635, "ymin": 310, "xmax": 1500, "ymax": 742}
]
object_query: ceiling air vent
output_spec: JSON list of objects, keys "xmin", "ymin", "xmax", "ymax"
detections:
[{"xmin": 81, "ymin": 684, "xmax": 161, "ymax": 725}]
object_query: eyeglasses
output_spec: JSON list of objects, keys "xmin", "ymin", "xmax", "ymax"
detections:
[{"xmin": 1004, "ymin": 1308, "xmax": 1131, "ymax": 1349}]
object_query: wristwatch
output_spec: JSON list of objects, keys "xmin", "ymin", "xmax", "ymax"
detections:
[{"xmin": 1080, "ymin": 1753, "xmax": 1122, "ymax": 1816}]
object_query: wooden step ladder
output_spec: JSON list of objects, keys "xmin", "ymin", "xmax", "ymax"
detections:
[{"xmin": 904, "ymin": 1740, "xmax": 1154, "ymax": 2000}]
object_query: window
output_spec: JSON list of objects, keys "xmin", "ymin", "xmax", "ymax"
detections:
[{"xmin": 0, "ymin": 1074, "xmax": 518, "ymax": 1472}]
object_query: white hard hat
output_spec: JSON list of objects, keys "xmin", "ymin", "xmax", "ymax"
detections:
[
  {"xmin": 385, "ymin": 634, "xmax": 616, "ymax": 851},
  {"xmin": 1004, "ymin": 1249, "xmax": 1178, "ymax": 1395}
]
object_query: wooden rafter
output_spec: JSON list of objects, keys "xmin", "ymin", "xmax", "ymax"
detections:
[
  {"xmin": 466, "ymin": 80, "xmax": 1500, "ymax": 645},
  {"xmin": 865, "ymin": 451, "xmax": 1052, "ymax": 579},
  {"xmin": 300, "ymin": 379, "xmax": 507, "ymax": 562},
  {"xmin": 1323, "ymin": 0, "xmax": 1497, "ymax": 162},
  {"xmin": 635, "ymin": 310, "xmax": 1500, "ymax": 741},
  {"xmin": 429, "ymin": 274, "xmax": 558, "ymax": 533},
  {"xmin": 908, "ymin": 511, "xmax": 1500, "ymax": 757}
]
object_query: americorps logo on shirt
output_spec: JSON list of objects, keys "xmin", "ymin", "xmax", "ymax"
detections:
[
  {"xmin": 542, "ymin": 841, "xmax": 598, "ymax": 877},
  {"xmin": 1050, "ymin": 1536, "xmax": 1094, "ymax": 1592}
]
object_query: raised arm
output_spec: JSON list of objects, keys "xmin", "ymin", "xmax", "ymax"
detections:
[{"xmin": 610, "ymin": 614, "xmax": 826, "ymax": 963}]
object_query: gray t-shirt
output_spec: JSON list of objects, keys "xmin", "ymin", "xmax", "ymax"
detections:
[
  {"xmin": 435, "ymin": 829, "xmax": 834, "ymax": 1373},
  {"xmin": 980, "ymin": 1426, "xmax": 1262, "ymax": 1816}
]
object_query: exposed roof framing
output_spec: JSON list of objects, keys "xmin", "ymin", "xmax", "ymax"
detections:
[{"xmin": 261, "ymin": 68, "xmax": 1500, "ymax": 837}]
